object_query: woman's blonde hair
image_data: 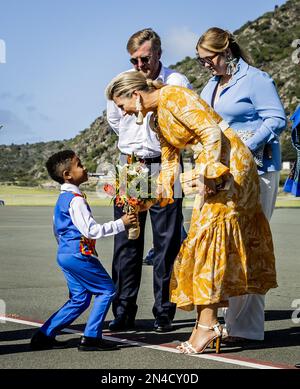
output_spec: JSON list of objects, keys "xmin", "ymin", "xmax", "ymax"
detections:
[
  {"xmin": 106, "ymin": 71, "xmax": 164, "ymax": 100},
  {"xmin": 196, "ymin": 27, "xmax": 251, "ymax": 64}
]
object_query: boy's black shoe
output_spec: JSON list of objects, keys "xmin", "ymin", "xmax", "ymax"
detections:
[
  {"xmin": 30, "ymin": 330, "xmax": 69, "ymax": 350},
  {"xmin": 153, "ymin": 317, "xmax": 173, "ymax": 332},
  {"xmin": 78, "ymin": 336, "xmax": 119, "ymax": 351},
  {"xmin": 108, "ymin": 315, "xmax": 135, "ymax": 331}
]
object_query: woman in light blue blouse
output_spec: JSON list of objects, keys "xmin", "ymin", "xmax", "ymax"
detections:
[{"xmin": 197, "ymin": 27, "xmax": 286, "ymax": 342}]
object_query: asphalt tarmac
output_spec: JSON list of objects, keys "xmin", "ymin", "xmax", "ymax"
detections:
[{"xmin": 0, "ymin": 206, "xmax": 299, "ymax": 370}]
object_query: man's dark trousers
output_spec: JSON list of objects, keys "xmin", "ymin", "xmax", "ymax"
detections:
[{"xmin": 112, "ymin": 165, "xmax": 183, "ymax": 322}]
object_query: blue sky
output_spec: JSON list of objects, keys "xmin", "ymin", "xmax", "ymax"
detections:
[{"xmin": 0, "ymin": 0, "xmax": 287, "ymax": 145}]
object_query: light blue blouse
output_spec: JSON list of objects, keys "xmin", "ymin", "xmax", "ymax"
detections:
[{"xmin": 201, "ymin": 58, "xmax": 287, "ymax": 174}]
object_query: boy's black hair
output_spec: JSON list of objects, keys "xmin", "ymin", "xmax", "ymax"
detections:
[{"xmin": 46, "ymin": 150, "xmax": 76, "ymax": 184}]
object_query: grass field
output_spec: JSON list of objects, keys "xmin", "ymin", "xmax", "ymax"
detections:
[
  {"xmin": 0, "ymin": 185, "xmax": 111, "ymax": 206},
  {"xmin": 0, "ymin": 185, "xmax": 300, "ymax": 207}
]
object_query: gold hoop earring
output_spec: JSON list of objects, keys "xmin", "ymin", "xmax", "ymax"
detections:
[{"xmin": 135, "ymin": 95, "xmax": 144, "ymax": 125}]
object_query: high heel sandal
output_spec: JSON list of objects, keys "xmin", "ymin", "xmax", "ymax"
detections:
[
  {"xmin": 176, "ymin": 320, "xmax": 199, "ymax": 352},
  {"xmin": 182, "ymin": 323, "xmax": 222, "ymax": 355}
]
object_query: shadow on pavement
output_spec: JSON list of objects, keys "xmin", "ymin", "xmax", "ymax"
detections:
[
  {"xmin": 0, "ymin": 337, "xmax": 81, "ymax": 356},
  {"xmin": 70, "ymin": 318, "xmax": 300, "ymax": 353},
  {"xmin": 0, "ymin": 313, "xmax": 299, "ymax": 356},
  {"xmin": 0, "ymin": 328, "xmax": 35, "ymax": 342},
  {"xmin": 265, "ymin": 310, "xmax": 295, "ymax": 322}
]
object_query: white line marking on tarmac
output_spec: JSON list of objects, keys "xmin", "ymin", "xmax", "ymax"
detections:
[{"xmin": 0, "ymin": 316, "xmax": 289, "ymax": 370}]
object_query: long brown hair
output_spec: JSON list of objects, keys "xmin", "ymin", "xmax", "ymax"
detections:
[{"xmin": 196, "ymin": 27, "xmax": 251, "ymax": 64}]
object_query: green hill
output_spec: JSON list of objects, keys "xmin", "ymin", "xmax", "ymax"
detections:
[{"xmin": 1, "ymin": 0, "xmax": 299, "ymax": 186}]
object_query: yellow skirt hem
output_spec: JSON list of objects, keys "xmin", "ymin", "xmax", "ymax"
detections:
[{"xmin": 171, "ymin": 282, "xmax": 278, "ymax": 310}]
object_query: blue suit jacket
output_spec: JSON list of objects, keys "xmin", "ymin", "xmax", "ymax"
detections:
[{"xmin": 201, "ymin": 58, "xmax": 287, "ymax": 174}]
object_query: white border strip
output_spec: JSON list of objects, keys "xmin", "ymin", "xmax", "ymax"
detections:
[{"xmin": 0, "ymin": 316, "xmax": 284, "ymax": 370}]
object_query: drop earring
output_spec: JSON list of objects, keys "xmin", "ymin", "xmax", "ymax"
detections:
[
  {"xmin": 135, "ymin": 95, "xmax": 144, "ymax": 125},
  {"xmin": 225, "ymin": 55, "xmax": 238, "ymax": 76}
]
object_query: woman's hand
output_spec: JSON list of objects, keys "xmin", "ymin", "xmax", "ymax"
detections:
[
  {"xmin": 138, "ymin": 200, "xmax": 158, "ymax": 212},
  {"xmin": 156, "ymin": 184, "xmax": 174, "ymax": 207},
  {"xmin": 202, "ymin": 178, "xmax": 217, "ymax": 197}
]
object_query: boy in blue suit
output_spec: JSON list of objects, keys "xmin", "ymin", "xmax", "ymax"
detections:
[{"xmin": 30, "ymin": 150, "xmax": 137, "ymax": 351}]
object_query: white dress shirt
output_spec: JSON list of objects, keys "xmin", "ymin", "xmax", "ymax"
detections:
[
  {"xmin": 107, "ymin": 64, "xmax": 192, "ymax": 159},
  {"xmin": 54, "ymin": 183, "xmax": 125, "ymax": 241}
]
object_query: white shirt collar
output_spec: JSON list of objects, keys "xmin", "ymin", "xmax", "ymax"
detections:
[
  {"xmin": 156, "ymin": 63, "xmax": 165, "ymax": 83},
  {"xmin": 61, "ymin": 183, "xmax": 82, "ymax": 194}
]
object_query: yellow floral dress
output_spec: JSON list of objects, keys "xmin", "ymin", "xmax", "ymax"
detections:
[{"xmin": 156, "ymin": 85, "xmax": 277, "ymax": 311}]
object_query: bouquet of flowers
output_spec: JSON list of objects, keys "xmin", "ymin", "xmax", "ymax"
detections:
[{"xmin": 103, "ymin": 154, "xmax": 157, "ymax": 239}]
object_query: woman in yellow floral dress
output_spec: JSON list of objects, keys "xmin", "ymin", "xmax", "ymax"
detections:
[{"xmin": 106, "ymin": 71, "xmax": 277, "ymax": 354}]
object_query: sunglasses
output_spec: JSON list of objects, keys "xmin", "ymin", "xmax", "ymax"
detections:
[
  {"xmin": 196, "ymin": 53, "xmax": 219, "ymax": 67},
  {"xmin": 130, "ymin": 55, "xmax": 152, "ymax": 66}
]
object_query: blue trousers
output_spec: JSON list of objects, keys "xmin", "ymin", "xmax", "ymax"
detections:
[{"xmin": 40, "ymin": 253, "xmax": 115, "ymax": 338}]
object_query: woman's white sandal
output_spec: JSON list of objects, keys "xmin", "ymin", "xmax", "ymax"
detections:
[{"xmin": 182, "ymin": 323, "xmax": 222, "ymax": 355}]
